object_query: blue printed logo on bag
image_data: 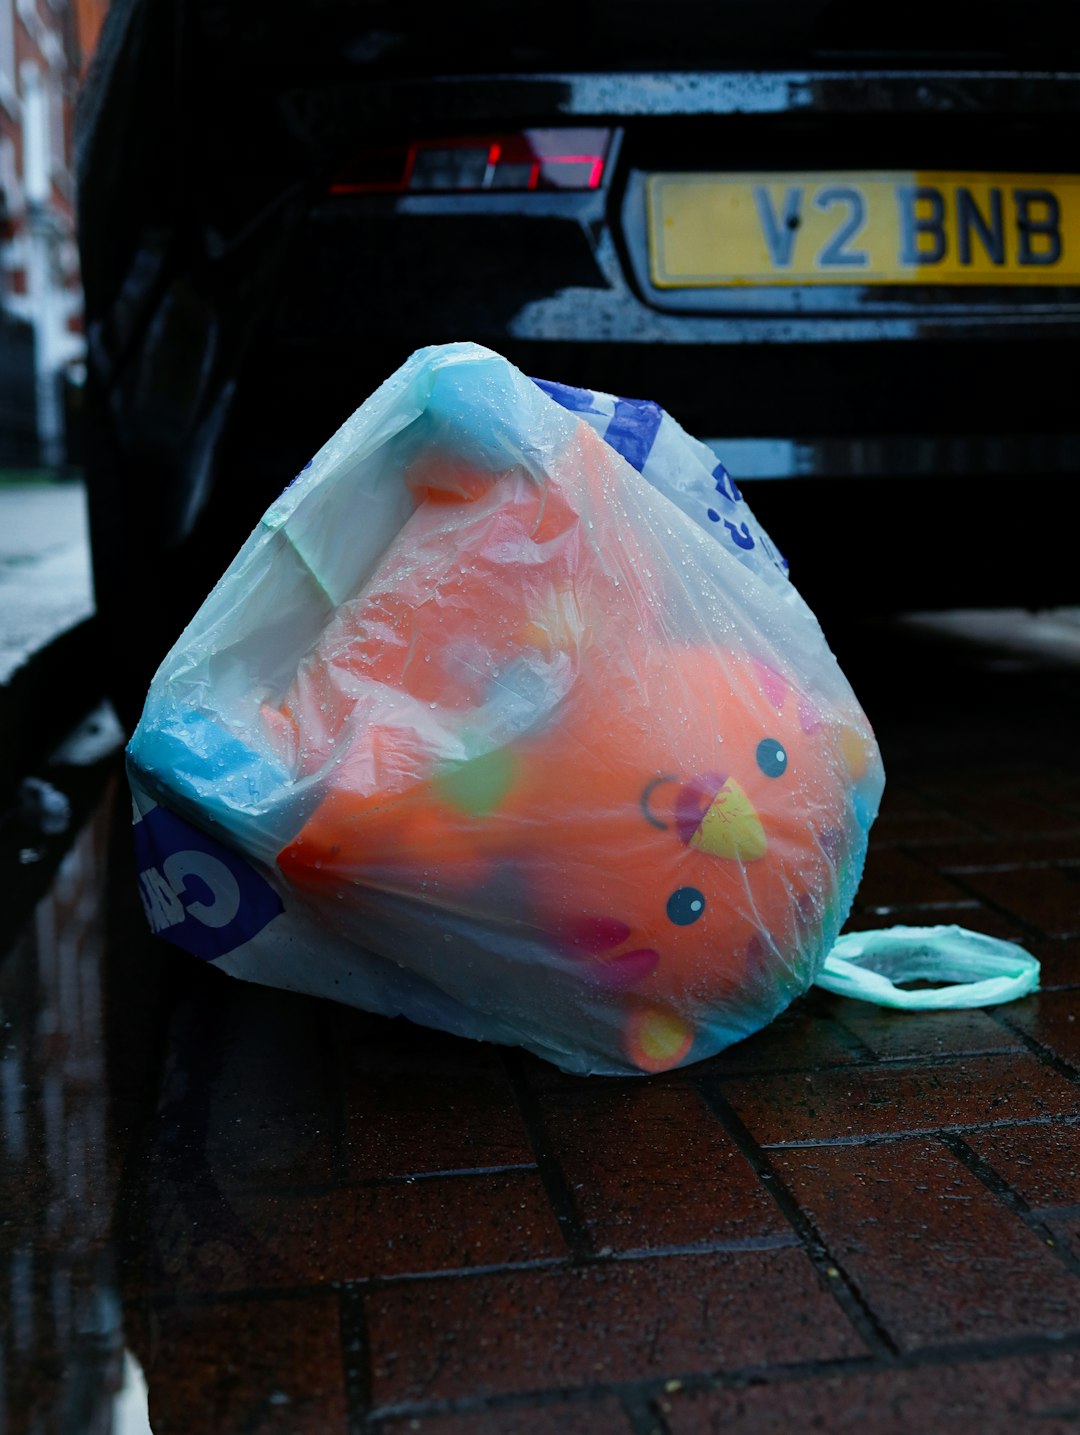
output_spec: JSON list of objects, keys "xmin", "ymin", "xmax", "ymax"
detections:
[{"xmin": 133, "ymin": 800, "xmax": 283, "ymax": 961}]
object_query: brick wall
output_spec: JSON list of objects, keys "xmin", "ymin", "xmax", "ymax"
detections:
[{"xmin": 0, "ymin": 0, "xmax": 108, "ymax": 466}]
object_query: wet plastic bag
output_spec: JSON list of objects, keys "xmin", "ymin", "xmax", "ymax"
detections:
[
  {"xmin": 818, "ymin": 925, "xmax": 1040, "ymax": 1009},
  {"xmin": 128, "ymin": 343, "xmax": 885, "ymax": 1075}
]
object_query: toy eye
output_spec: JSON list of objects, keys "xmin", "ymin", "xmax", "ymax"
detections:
[
  {"xmin": 667, "ymin": 887, "xmax": 706, "ymax": 926},
  {"xmin": 756, "ymin": 738, "xmax": 787, "ymax": 778}
]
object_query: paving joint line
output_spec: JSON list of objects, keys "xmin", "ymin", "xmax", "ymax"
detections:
[
  {"xmin": 756, "ymin": 1114, "xmax": 1080, "ymax": 1151},
  {"xmin": 362, "ymin": 1329, "xmax": 1080, "ymax": 1427},
  {"xmin": 1030, "ymin": 1201, "xmax": 1080, "ymax": 1221},
  {"xmin": 939, "ymin": 1130, "xmax": 1080, "ymax": 1283},
  {"xmin": 145, "ymin": 1259, "xmax": 570, "ymax": 1308},
  {"xmin": 340, "ymin": 1284, "xmax": 372, "ymax": 1435},
  {"xmin": 365, "ymin": 1383, "xmax": 679, "ymax": 1430},
  {"xmin": 932, "ymin": 868, "xmax": 1055, "ymax": 945},
  {"xmin": 501, "ymin": 1049, "xmax": 595, "ymax": 1262},
  {"xmin": 896, "ymin": 780, "xmax": 1080, "ymax": 840},
  {"xmin": 361, "ymin": 1326, "xmax": 1080, "ymax": 1428},
  {"xmin": 214, "ymin": 1164, "xmax": 547, "ymax": 1202},
  {"xmin": 704, "ymin": 1044, "xmax": 1032, "ymax": 1084},
  {"xmin": 940, "ymin": 857, "xmax": 1080, "ymax": 874},
  {"xmin": 860, "ymin": 898, "xmax": 981, "ymax": 918},
  {"xmin": 867, "ymin": 1043, "xmax": 1031, "ymax": 1064},
  {"xmin": 689, "ymin": 1327, "xmax": 1080, "ymax": 1386},
  {"xmin": 895, "ymin": 833, "xmax": 1080, "ymax": 861},
  {"xmin": 695, "ymin": 1079, "xmax": 899, "ymax": 1362},
  {"xmin": 807, "ymin": 1006, "xmax": 879, "ymax": 1064},
  {"xmin": 608, "ymin": 1235, "xmax": 800, "ymax": 1260},
  {"xmin": 985, "ymin": 1005, "xmax": 1080, "ymax": 1086},
  {"xmin": 622, "ymin": 1385, "xmax": 674, "ymax": 1435},
  {"xmin": 144, "ymin": 1234, "xmax": 867, "ymax": 1310},
  {"xmin": 360, "ymin": 1361, "xmax": 880, "ymax": 1427}
]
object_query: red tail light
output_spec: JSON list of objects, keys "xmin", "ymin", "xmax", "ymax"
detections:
[{"xmin": 330, "ymin": 129, "xmax": 612, "ymax": 195}]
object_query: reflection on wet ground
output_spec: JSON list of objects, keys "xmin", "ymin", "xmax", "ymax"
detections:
[
  {"xmin": 4, "ymin": 613, "xmax": 1080, "ymax": 1433},
  {"xmin": 1, "ymin": 789, "xmax": 151, "ymax": 1433}
]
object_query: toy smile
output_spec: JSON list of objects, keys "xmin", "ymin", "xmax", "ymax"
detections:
[{"xmin": 559, "ymin": 915, "xmax": 660, "ymax": 990}]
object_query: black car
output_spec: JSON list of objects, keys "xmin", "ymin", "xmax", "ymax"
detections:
[{"xmin": 77, "ymin": 0, "xmax": 1080, "ymax": 725}]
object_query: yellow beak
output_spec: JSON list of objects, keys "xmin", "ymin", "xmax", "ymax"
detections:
[{"xmin": 690, "ymin": 778, "xmax": 768, "ymax": 862}]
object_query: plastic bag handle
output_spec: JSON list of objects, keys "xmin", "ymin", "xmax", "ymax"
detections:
[{"xmin": 814, "ymin": 924, "xmax": 1040, "ymax": 1010}]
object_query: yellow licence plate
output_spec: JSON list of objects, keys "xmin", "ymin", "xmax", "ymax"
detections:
[{"xmin": 647, "ymin": 171, "xmax": 1080, "ymax": 287}]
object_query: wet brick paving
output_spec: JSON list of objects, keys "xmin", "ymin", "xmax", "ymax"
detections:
[{"xmin": 4, "ymin": 615, "xmax": 1080, "ymax": 1432}]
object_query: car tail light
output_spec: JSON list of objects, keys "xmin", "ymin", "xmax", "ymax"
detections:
[{"xmin": 330, "ymin": 129, "xmax": 612, "ymax": 195}]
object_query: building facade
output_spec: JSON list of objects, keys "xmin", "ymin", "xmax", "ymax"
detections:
[{"xmin": 1, "ymin": 0, "xmax": 107, "ymax": 467}]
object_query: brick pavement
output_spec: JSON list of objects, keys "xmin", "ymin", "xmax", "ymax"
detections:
[
  {"xmin": 8, "ymin": 616, "xmax": 1080, "ymax": 1433},
  {"xmin": 99, "ymin": 622, "xmax": 1080, "ymax": 1435}
]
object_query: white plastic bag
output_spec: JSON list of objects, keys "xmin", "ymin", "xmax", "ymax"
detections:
[{"xmin": 128, "ymin": 343, "xmax": 885, "ymax": 1075}]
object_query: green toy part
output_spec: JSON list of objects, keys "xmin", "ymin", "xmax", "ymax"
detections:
[{"xmin": 433, "ymin": 747, "xmax": 518, "ymax": 817}]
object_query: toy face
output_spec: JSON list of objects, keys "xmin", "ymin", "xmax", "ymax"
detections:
[
  {"xmin": 464, "ymin": 643, "xmax": 872, "ymax": 1069},
  {"xmin": 278, "ymin": 638, "xmax": 875, "ymax": 1071}
]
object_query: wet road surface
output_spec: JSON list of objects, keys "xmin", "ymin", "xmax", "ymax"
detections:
[
  {"xmin": 0, "ymin": 482, "xmax": 93, "ymax": 688},
  {"xmin": 4, "ymin": 612, "xmax": 1080, "ymax": 1433}
]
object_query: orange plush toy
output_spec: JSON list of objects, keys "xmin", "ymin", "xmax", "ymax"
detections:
[{"xmin": 274, "ymin": 420, "xmax": 877, "ymax": 1072}]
